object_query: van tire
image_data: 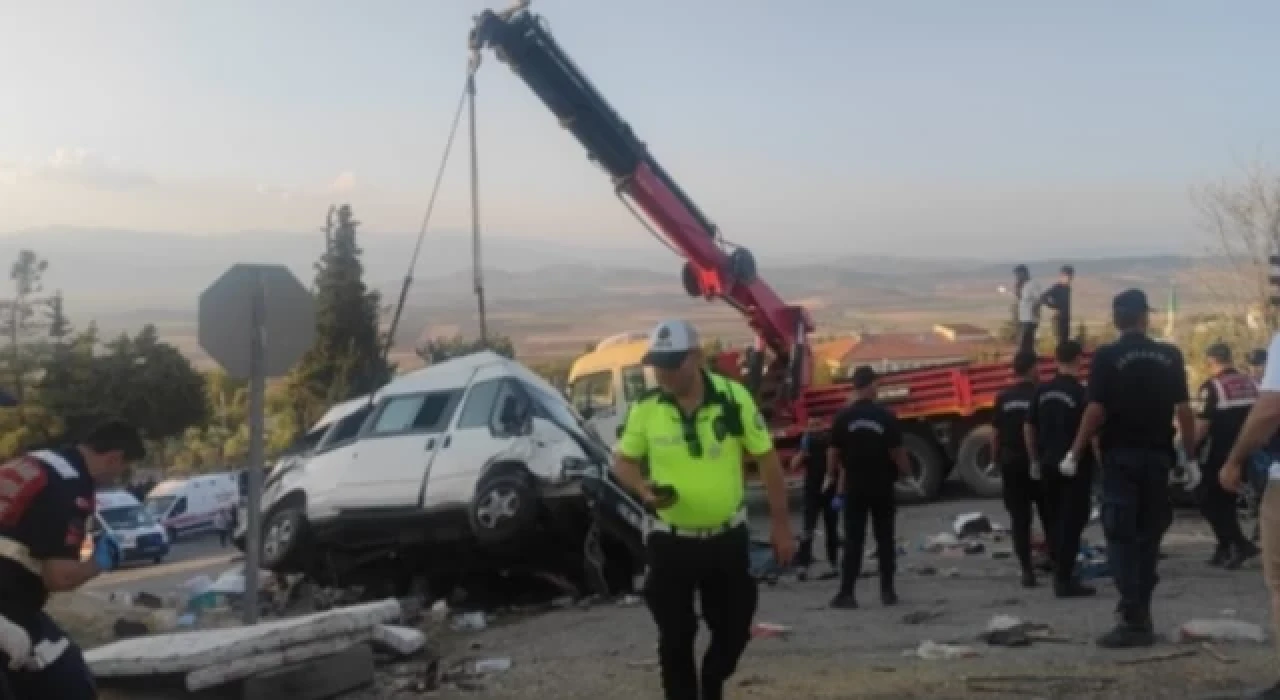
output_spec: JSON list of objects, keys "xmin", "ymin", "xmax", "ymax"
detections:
[
  {"xmin": 261, "ymin": 505, "xmax": 310, "ymax": 572},
  {"xmin": 896, "ymin": 432, "xmax": 945, "ymax": 504},
  {"xmin": 470, "ymin": 471, "xmax": 539, "ymax": 547},
  {"xmin": 956, "ymin": 425, "xmax": 1003, "ymax": 498}
]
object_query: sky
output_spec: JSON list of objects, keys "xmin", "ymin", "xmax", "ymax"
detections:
[{"xmin": 2, "ymin": 0, "xmax": 1278, "ymax": 259}]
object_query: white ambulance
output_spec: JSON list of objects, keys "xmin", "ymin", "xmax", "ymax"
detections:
[{"xmin": 144, "ymin": 474, "xmax": 240, "ymax": 542}]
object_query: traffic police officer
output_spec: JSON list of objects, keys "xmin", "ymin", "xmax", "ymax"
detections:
[
  {"xmin": 992, "ymin": 350, "xmax": 1054, "ymax": 588},
  {"xmin": 1024, "ymin": 340, "xmax": 1097, "ymax": 597},
  {"xmin": 790, "ymin": 417, "xmax": 840, "ymax": 576},
  {"xmin": 612, "ymin": 319, "xmax": 793, "ymax": 700},
  {"xmin": 826, "ymin": 366, "xmax": 913, "ymax": 609},
  {"xmin": 1063, "ymin": 288, "xmax": 1198, "ymax": 648},
  {"xmin": 0, "ymin": 420, "xmax": 145, "ymax": 698},
  {"xmin": 1195, "ymin": 343, "xmax": 1260, "ymax": 569}
]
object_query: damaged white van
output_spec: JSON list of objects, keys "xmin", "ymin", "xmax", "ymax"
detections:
[{"xmin": 249, "ymin": 351, "xmax": 643, "ymax": 595}]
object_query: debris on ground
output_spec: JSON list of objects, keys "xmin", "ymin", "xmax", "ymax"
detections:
[
  {"xmin": 979, "ymin": 614, "xmax": 1055, "ymax": 647},
  {"xmin": 908, "ymin": 564, "xmax": 938, "ymax": 576},
  {"xmin": 372, "ymin": 625, "xmax": 426, "ymax": 657},
  {"xmin": 751, "ymin": 622, "xmax": 792, "ymax": 639},
  {"xmin": 451, "ymin": 611, "xmax": 489, "ymax": 632},
  {"xmin": 954, "ymin": 513, "xmax": 993, "ymax": 537},
  {"xmin": 906, "ymin": 640, "xmax": 980, "ymax": 660},
  {"xmin": 920, "ymin": 533, "xmax": 960, "ymax": 553},
  {"xmin": 1172, "ymin": 618, "xmax": 1268, "ymax": 644},
  {"xmin": 472, "ymin": 657, "xmax": 513, "ymax": 674}
]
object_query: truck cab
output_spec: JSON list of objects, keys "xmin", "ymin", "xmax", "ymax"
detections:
[{"xmin": 566, "ymin": 332, "xmax": 656, "ymax": 447}]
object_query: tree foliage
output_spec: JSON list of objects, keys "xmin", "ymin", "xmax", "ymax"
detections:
[{"xmin": 417, "ymin": 333, "xmax": 515, "ymax": 365}]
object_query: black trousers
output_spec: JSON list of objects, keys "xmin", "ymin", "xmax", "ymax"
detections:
[
  {"xmin": 1100, "ymin": 448, "xmax": 1174, "ymax": 623},
  {"xmin": 798, "ymin": 468, "xmax": 840, "ymax": 566},
  {"xmin": 839, "ymin": 492, "xmax": 896, "ymax": 595},
  {"xmin": 1001, "ymin": 458, "xmax": 1053, "ymax": 572},
  {"xmin": 644, "ymin": 525, "xmax": 757, "ymax": 700},
  {"xmin": 1198, "ymin": 460, "xmax": 1248, "ymax": 550},
  {"xmin": 1017, "ymin": 322, "xmax": 1038, "ymax": 355},
  {"xmin": 1053, "ymin": 313, "xmax": 1071, "ymax": 347},
  {"xmin": 1042, "ymin": 455, "xmax": 1095, "ymax": 583},
  {"xmin": 0, "ymin": 611, "xmax": 97, "ymax": 700}
]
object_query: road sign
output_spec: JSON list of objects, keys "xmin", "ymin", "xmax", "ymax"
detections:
[
  {"xmin": 198, "ymin": 263, "xmax": 315, "ymax": 379},
  {"xmin": 198, "ymin": 263, "xmax": 315, "ymax": 624}
]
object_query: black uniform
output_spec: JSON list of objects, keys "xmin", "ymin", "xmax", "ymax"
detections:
[
  {"xmin": 1089, "ymin": 331, "xmax": 1188, "ymax": 629},
  {"xmin": 796, "ymin": 431, "xmax": 840, "ymax": 568},
  {"xmin": 0, "ymin": 448, "xmax": 99, "ymax": 699},
  {"xmin": 829, "ymin": 399, "xmax": 902, "ymax": 600},
  {"xmin": 1196, "ymin": 369, "xmax": 1257, "ymax": 554},
  {"xmin": 993, "ymin": 379, "xmax": 1054, "ymax": 575},
  {"xmin": 1042, "ymin": 283, "xmax": 1072, "ymax": 346},
  {"xmin": 1027, "ymin": 373, "xmax": 1093, "ymax": 584}
]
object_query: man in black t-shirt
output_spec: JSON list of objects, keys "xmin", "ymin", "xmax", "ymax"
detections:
[
  {"xmin": 790, "ymin": 418, "xmax": 840, "ymax": 574},
  {"xmin": 1025, "ymin": 340, "xmax": 1097, "ymax": 597},
  {"xmin": 826, "ymin": 366, "xmax": 912, "ymax": 610},
  {"xmin": 1064, "ymin": 289, "xmax": 1197, "ymax": 649},
  {"xmin": 992, "ymin": 350, "xmax": 1052, "ymax": 588},
  {"xmin": 1195, "ymin": 343, "xmax": 1260, "ymax": 569},
  {"xmin": 0, "ymin": 420, "xmax": 146, "ymax": 698},
  {"xmin": 1040, "ymin": 265, "xmax": 1075, "ymax": 347}
]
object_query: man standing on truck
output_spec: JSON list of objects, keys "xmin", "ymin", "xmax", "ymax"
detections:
[
  {"xmin": 992, "ymin": 350, "xmax": 1053, "ymax": 588},
  {"xmin": 1024, "ymin": 340, "xmax": 1098, "ymax": 598},
  {"xmin": 1194, "ymin": 343, "xmax": 1261, "ymax": 569},
  {"xmin": 826, "ymin": 366, "xmax": 913, "ymax": 609},
  {"xmin": 791, "ymin": 417, "xmax": 840, "ymax": 577},
  {"xmin": 1062, "ymin": 289, "xmax": 1198, "ymax": 649},
  {"xmin": 1013, "ymin": 265, "xmax": 1043, "ymax": 355},
  {"xmin": 1040, "ymin": 265, "xmax": 1075, "ymax": 347},
  {"xmin": 0, "ymin": 420, "xmax": 145, "ymax": 698},
  {"xmin": 611, "ymin": 319, "xmax": 793, "ymax": 700}
]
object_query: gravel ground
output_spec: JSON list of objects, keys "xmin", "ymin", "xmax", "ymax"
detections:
[{"xmin": 367, "ymin": 499, "xmax": 1278, "ymax": 699}]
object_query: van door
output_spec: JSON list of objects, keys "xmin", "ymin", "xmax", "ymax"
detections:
[
  {"xmin": 425, "ymin": 373, "xmax": 533, "ymax": 510},
  {"xmin": 333, "ymin": 389, "xmax": 464, "ymax": 510},
  {"xmin": 569, "ymin": 369, "xmax": 620, "ymax": 446}
]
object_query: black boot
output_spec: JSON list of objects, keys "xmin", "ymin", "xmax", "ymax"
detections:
[
  {"xmin": 1225, "ymin": 540, "xmax": 1261, "ymax": 570},
  {"xmin": 1207, "ymin": 544, "xmax": 1230, "ymax": 567},
  {"xmin": 1020, "ymin": 568, "xmax": 1038, "ymax": 588},
  {"xmin": 830, "ymin": 591, "xmax": 858, "ymax": 609},
  {"xmin": 1097, "ymin": 610, "xmax": 1155, "ymax": 649},
  {"xmin": 880, "ymin": 576, "xmax": 899, "ymax": 606},
  {"xmin": 794, "ymin": 534, "xmax": 815, "ymax": 568}
]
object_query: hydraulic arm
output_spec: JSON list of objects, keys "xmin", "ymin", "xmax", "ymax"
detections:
[{"xmin": 470, "ymin": 5, "xmax": 815, "ymax": 400}]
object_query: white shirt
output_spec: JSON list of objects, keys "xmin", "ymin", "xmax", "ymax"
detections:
[
  {"xmin": 1017, "ymin": 280, "xmax": 1043, "ymax": 323},
  {"xmin": 1260, "ymin": 333, "xmax": 1280, "ymax": 391}
]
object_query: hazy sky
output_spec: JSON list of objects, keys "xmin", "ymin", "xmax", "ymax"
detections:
[{"xmin": 2, "ymin": 0, "xmax": 1277, "ymax": 258}]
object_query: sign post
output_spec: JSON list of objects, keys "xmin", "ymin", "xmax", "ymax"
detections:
[{"xmin": 199, "ymin": 264, "xmax": 315, "ymax": 624}]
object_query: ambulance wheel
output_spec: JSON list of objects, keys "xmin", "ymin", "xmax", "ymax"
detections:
[
  {"xmin": 471, "ymin": 469, "xmax": 539, "ymax": 547},
  {"xmin": 896, "ymin": 432, "xmax": 945, "ymax": 503},
  {"xmin": 956, "ymin": 425, "xmax": 1003, "ymax": 498}
]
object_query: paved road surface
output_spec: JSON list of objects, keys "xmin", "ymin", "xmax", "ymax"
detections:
[{"xmin": 87, "ymin": 532, "xmax": 238, "ymax": 596}]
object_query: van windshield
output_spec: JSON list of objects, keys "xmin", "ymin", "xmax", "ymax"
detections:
[
  {"xmin": 101, "ymin": 505, "xmax": 157, "ymax": 530},
  {"xmin": 144, "ymin": 496, "xmax": 176, "ymax": 518}
]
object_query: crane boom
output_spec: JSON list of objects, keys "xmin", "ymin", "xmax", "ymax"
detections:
[{"xmin": 470, "ymin": 6, "xmax": 814, "ymax": 400}]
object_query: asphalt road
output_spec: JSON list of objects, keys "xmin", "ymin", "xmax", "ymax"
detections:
[{"xmin": 86, "ymin": 531, "xmax": 239, "ymax": 597}]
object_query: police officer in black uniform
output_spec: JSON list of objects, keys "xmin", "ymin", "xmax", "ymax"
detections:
[
  {"xmin": 827, "ymin": 366, "xmax": 913, "ymax": 609},
  {"xmin": 1195, "ymin": 343, "xmax": 1261, "ymax": 569},
  {"xmin": 992, "ymin": 350, "xmax": 1055, "ymax": 588},
  {"xmin": 1063, "ymin": 289, "xmax": 1198, "ymax": 648},
  {"xmin": 1024, "ymin": 340, "xmax": 1097, "ymax": 597},
  {"xmin": 0, "ymin": 420, "xmax": 145, "ymax": 698},
  {"xmin": 790, "ymin": 418, "xmax": 840, "ymax": 576}
]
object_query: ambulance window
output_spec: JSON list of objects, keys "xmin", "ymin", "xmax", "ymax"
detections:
[
  {"xmin": 621, "ymin": 365, "xmax": 649, "ymax": 402},
  {"xmin": 171, "ymin": 497, "xmax": 188, "ymax": 516},
  {"xmin": 568, "ymin": 371, "xmax": 613, "ymax": 414}
]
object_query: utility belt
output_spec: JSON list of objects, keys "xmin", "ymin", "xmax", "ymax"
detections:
[
  {"xmin": 0, "ymin": 536, "xmax": 42, "ymax": 577},
  {"xmin": 648, "ymin": 508, "xmax": 748, "ymax": 539}
]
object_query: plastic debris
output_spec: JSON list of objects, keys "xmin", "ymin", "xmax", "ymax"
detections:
[
  {"xmin": 954, "ymin": 513, "xmax": 993, "ymax": 537},
  {"xmin": 618, "ymin": 594, "xmax": 642, "ymax": 607},
  {"xmin": 979, "ymin": 615, "xmax": 1053, "ymax": 647},
  {"xmin": 751, "ymin": 622, "xmax": 792, "ymax": 639},
  {"xmin": 451, "ymin": 612, "xmax": 488, "ymax": 632},
  {"xmin": 906, "ymin": 640, "xmax": 980, "ymax": 660},
  {"xmin": 430, "ymin": 599, "xmax": 450, "ymax": 621},
  {"xmin": 473, "ymin": 657, "xmax": 512, "ymax": 674},
  {"xmin": 1172, "ymin": 619, "xmax": 1267, "ymax": 644},
  {"xmin": 373, "ymin": 625, "xmax": 427, "ymax": 657},
  {"xmin": 921, "ymin": 533, "xmax": 959, "ymax": 553}
]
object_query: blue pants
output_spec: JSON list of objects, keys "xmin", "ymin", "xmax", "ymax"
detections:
[
  {"xmin": 1100, "ymin": 448, "xmax": 1173, "ymax": 623},
  {"xmin": 0, "ymin": 612, "xmax": 97, "ymax": 700}
]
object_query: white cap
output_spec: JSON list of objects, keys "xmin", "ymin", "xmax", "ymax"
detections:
[{"xmin": 642, "ymin": 319, "xmax": 700, "ymax": 369}]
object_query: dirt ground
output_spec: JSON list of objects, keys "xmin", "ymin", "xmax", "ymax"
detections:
[{"xmin": 370, "ymin": 500, "xmax": 1279, "ymax": 699}]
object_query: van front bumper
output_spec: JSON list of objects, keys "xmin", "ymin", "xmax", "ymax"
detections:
[{"xmin": 122, "ymin": 534, "xmax": 170, "ymax": 562}]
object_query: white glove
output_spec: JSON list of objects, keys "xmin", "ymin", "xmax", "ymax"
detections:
[
  {"xmin": 1029, "ymin": 460, "xmax": 1042, "ymax": 481},
  {"xmin": 0, "ymin": 614, "xmax": 32, "ymax": 670},
  {"xmin": 1059, "ymin": 451, "xmax": 1078, "ymax": 478},
  {"xmin": 1183, "ymin": 460, "xmax": 1202, "ymax": 492}
]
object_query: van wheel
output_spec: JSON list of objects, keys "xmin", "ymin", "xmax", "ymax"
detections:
[
  {"xmin": 956, "ymin": 425, "xmax": 1003, "ymax": 498},
  {"xmin": 262, "ymin": 505, "xmax": 310, "ymax": 571},
  {"xmin": 470, "ymin": 471, "xmax": 539, "ymax": 547},
  {"xmin": 895, "ymin": 432, "xmax": 945, "ymax": 504}
]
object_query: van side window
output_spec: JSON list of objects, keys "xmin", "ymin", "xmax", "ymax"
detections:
[
  {"xmin": 490, "ymin": 381, "xmax": 531, "ymax": 437},
  {"xmin": 458, "ymin": 379, "xmax": 504, "ymax": 429},
  {"xmin": 369, "ymin": 391, "xmax": 462, "ymax": 436},
  {"xmin": 621, "ymin": 365, "xmax": 648, "ymax": 402},
  {"xmin": 569, "ymin": 370, "xmax": 613, "ymax": 414},
  {"xmin": 316, "ymin": 404, "xmax": 373, "ymax": 452},
  {"xmin": 171, "ymin": 498, "xmax": 188, "ymax": 517}
]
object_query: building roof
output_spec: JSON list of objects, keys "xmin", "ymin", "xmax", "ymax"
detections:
[{"xmin": 933, "ymin": 323, "xmax": 992, "ymax": 337}]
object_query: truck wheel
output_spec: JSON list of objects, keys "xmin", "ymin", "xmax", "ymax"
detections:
[
  {"xmin": 956, "ymin": 425, "xmax": 1003, "ymax": 498},
  {"xmin": 470, "ymin": 471, "xmax": 539, "ymax": 547},
  {"xmin": 896, "ymin": 432, "xmax": 945, "ymax": 503},
  {"xmin": 261, "ymin": 505, "xmax": 310, "ymax": 571}
]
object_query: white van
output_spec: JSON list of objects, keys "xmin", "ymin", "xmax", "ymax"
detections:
[
  {"xmin": 251, "ymin": 350, "xmax": 618, "ymax": 575},
  {"xmin": 83, "ymin": 490, "xmax": 170, "ymax": 565},
  {"xmin": 145, "ymin": 474, "xmax": 240, "ymax": 541}
]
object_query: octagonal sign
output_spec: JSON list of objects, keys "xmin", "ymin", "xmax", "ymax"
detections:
[{"xmin": 198, "ymin": 264, "xmax": 316, "ymax": 379}]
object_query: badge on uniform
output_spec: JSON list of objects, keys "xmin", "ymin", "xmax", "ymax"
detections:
[{"xmin": 754, "ymin": 412, "xmax": 765, "ymax": 430}]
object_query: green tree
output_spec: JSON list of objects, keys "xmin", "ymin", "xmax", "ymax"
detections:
[
  {"xmin": 289, "ymin": 204, "xmax": 391, "ymax": 430},
  {"xmin": 417, "ymin": 333, "xmax": 516, "ymax": 364},
  {"xmin": 0, "ymin": 250, "xmax": 53, "ymax": 406}
]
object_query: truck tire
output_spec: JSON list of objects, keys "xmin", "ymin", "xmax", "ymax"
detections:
[
  {"xmin": 470, "ymin": 471, "xmax": 540, "ymax": 547},
  {"xmin": 261, "ymin": 504, "xmax": 310, "ymax": 572},
  {"xmin": 956, "ymin": 425, "xmax": 1003, "ymax": 498},
  {"xmin": 896, "ymin": 432, "xmax": 945, "ymax": 504}
]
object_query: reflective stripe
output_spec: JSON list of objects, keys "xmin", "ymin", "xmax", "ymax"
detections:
[
  {"xmin": 26, "ymin": 637, "xmax": 69, "ymax": 670},
  {"xmin": 1211, "ymin": 375, "xmax": 1259, "ymax": 410},
  {"xmin": 29, "ymin": 450, "xmax": 79, "ymax": 480},
  {"xmin": 0, "ymin": 536, "xmax": 42, "ymax": 577},
  {"xmin": 647, "ymin": 508, "xmax": 747, "ymax": 538}
]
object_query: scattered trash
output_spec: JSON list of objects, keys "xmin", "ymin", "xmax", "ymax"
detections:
[
  {"xmin": 901, "ymin": 610, "xmax": 944, "ymax": 625},
  {"xmin": 963, "ymin": 541, "xmax": 985, "ymax": 555},
  {"xmin": 981, "ymin": 615, "xmax": 1033, "ymax": 647},
  {"xmin": 472, "ymin": 657, "xmax": 512, "ymax": 674},
  {"xmin": 430, "ymin": 599, "xmax": 450, "ymax": 621},
  {"xmin": 954, "ymin": 513, "xmax": 993, "ymax": 537},
  {"xmin": 133, "ymin": 592, "xmax": 164, "ymax": 610},
  {"xmin": 921, "ymin": 533, "xmax": 959, "ymax": 553},
  {"xmin": 373, "ymin": 625, "xmax": 426, "ymax": 657},
  {"xmin": 906, "ymin": 640, "xmax": 980, "ymax": 660},
  {"xmin": 451, "ymin": 612, "xmax": 489, "ymax": 632},
  {"xmin": 1172, "ymin": 619, "xmax": 1267, "ymax": 644},
  {"xmin": 112, "ymin": 619, "xmax": 149, "ymax": 639},
  {"xmin": 751, "ymin": 622, "xmax": 792, "ymax": 639}
]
